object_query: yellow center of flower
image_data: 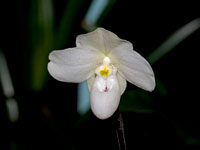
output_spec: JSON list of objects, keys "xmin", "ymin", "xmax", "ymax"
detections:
[
  {"xmin": 96, "ymin": 57, "xmax": 114, "ymax": 78},
  {"xmin": 100, "ymin": 65, "xmax": 110, "ymax": 77}
]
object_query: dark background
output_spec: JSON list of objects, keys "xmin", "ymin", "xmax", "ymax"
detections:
[{"xmin": 0, "ymin": 0, "xmax": 200, "ymax": 149}]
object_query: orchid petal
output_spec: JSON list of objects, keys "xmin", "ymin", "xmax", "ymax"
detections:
[
  {"xmin": 76, "ymin": 28, "xmax": 129, "ymax": 54},
  {"xmin": 48, "ymin": 48, "xmax": 103, "ymax": 82},
  {"xmin": 117, "ymin": 72, "xmax": 127, "ymax": 95},
  {"xmin": 90, "ymin": 75, "xmax": 121, "ymax": 119},
  {"xmin": 87, "ymin": 73, "xmax": 95, "ymax": 92},
  {"xmin": 109, "ymin": 43, "xmax": 155, "ymax": 91}
]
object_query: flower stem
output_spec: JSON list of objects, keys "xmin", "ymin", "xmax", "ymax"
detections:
[{"xmin": 115, "ymin": 110, "xmax": 126, "ymax": 150}]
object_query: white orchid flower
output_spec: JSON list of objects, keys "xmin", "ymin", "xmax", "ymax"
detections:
[{"xmin": 48, "ymin": 28, "xmax": 155, "ymax": 119}]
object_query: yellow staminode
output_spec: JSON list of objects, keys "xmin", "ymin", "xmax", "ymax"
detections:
[{"xmin": 100, "ymin": 65, "xmax": 110, "ymax": 77}]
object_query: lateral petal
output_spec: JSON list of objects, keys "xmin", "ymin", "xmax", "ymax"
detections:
[
  {"xmin": 48, "ymin": 48, "xmax": 103, "ymax": 83},
  {"xmin": 109, "ymin": 44, "xmax": 155, "ymax": 91}
]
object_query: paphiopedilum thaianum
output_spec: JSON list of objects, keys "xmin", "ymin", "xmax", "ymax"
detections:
[{"xmin": 48, "ymin": 28, "xmax": 155, "ymax": 119}]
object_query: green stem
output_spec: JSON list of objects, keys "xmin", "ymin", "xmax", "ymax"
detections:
[{"xmin": 116, "ymin": 110, "xmax": 126, "ymax": 150}]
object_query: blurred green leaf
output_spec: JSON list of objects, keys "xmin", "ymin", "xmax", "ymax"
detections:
[
  {"xmin": 96, "ymin": 0, "xmax": 116, "ymax": 27},
  {"xmin": 30, "ymin": 0, "xmax": 54, "ymax": 91},
  {"xmin": 55, "ymin": 0, "xmax": 87, "ymax": 49},
  {"xmin": 0, "ymin": 49, "xmax": 15, "ymax": 97},
  {"xmin": 155, "ymin": 78, "xmax": 168, "ymax": 97},
  {"xmin": 120, "ymin": 89, "xmax": 154, "ymax": 113},
  {"xmin": 82, "ymin": 0, "xmax": 116, "ymax": 31},
  {"xmin": 147, "ymin": 18, "xmax": 200, "ymax": 64},
  {"xmin": 186, "ymin": 138, "xmax": 200, "ymax": 146},
  {"xmin": 30, "ymin": 0, "xmax": 89, "ymax": 91}
]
